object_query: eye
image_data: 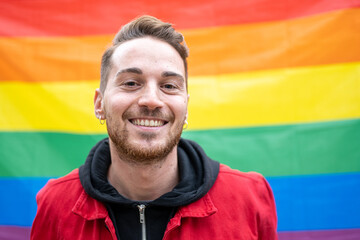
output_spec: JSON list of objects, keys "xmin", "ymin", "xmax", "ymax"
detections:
[
  {"xmin": 161, "ymin": 81, "xmax": 185, "ymax": 94},
  {"xmin": 124, "ymin": 81, "xmax": 138, "ymax": 86},
  {"xmin": 121, "ymin": 80, "xmax": 141, "ymax": 89},
  {"xmin": 163, "ymin": 83, "xmax": 177, "ymax": 90}
]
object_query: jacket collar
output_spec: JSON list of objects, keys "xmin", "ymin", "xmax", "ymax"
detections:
[
  {"xmin": 71, "ymin": 187, "xmax": 218, "ymax": 222},
  {"xmin": 72, "ymin": 189, "xmax": 108, "ymax": 220},
  {"xmin": 166, "ymin": 192, "xmax": 218, "ymax": 230}
]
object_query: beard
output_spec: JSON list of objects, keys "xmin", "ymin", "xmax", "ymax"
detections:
[{"xmin": 106, "ymin": 107, "xmax": 184, "ymax": 165}]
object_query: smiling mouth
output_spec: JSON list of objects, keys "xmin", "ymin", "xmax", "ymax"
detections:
[{"xmin": 130, "ymin": 119, "xmax": 167, "ymax": 127}]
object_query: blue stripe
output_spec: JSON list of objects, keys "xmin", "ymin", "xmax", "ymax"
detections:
[
  {"xmin": 0, "ymin": 177, "xmax": 50, "ymax": 226},
  {"xmin": 0, "ymin": 173, "xmax": 359, "ymax": 230},
  {"xmin": 268, "ymin": 172, "xmax": 360, "ymax": 231}
]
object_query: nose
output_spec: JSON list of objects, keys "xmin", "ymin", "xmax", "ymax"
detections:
[{"xmin": 137, "ymin": 83, "xmax": 164, "ymax": 110}]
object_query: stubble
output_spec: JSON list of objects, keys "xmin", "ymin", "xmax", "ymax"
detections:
[{"xmin": 106, "ymin": 107, "xmax": 184, "ymax": 165}]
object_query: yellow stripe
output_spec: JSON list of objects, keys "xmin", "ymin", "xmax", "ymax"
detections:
[
  {"xmin": 1, "ymin": 62, "xmax": 359, "ymax": 133},
  {"xmin": 188, "ymin": 62, "xmax": 360, "ymax": 130},
  {"xmin": 1, "ymin": 81, "xmax": 102, "ymax": 133}
]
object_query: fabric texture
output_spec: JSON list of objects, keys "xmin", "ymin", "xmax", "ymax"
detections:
[
  {"xmin": 31, "ymin": 139, "xmax": 278, "ymax": 239},
  {"xmin": 31, "ymin": 169, "xmax": 278, "ymax": 239}
]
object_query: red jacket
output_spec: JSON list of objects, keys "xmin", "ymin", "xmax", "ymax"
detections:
[{"xmin": 31, "ymin": 164, "xmax": 278, "ymax": 239}]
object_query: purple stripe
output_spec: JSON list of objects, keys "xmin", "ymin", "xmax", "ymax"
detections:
[
  {"xmin": 0, "ymin": 226, "xmax": 359, "ymax": 240},
  {"xmin": 278, "ymin": 229, "xmax": 360, "ymax": 240},
  {"xmin": 0, "ymin": 226, "xmax": 30, "ymax": 240}
]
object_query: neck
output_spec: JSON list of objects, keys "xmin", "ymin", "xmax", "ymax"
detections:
[{"xmin": 107, "ymin": 144, "xmax": 179, "ymax": 201}]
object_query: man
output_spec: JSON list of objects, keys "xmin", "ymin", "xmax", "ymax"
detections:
[{"xmin": 31, "ymin": 15, "xmax": 278, "ymax": 239}]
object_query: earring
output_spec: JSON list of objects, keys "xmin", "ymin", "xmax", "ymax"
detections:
[
  {"xmin": 99, "ymin": 116, "xmax": 105, "ymax": 125},
  {"xmin": 183, "ymin": 120, "xmax": 188, "ymax": 130}
]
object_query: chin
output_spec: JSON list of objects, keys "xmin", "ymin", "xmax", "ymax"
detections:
[{"xmin": 107, "ymin": 117, "xmax": 184, "ymax": 164}]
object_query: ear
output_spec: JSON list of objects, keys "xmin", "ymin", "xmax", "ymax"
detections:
[{"xmin": 94, "ymin": 88, "xmax": 105, "ymax": 120}]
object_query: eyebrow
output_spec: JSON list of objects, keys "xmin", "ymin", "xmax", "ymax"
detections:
[
  {"xmin": 162, "ymin": 71, "xmax": 185, "ymax": 82},
  {"xmin": 115, "ymin": 67, "xmax": 143, "ymax": 78},
  {"xmin": 115, "ymin": 68, "xmax": 185, "ymax": 82}
]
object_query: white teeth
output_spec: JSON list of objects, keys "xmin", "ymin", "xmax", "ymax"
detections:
[{"xmin": 132, "ymin": 119, "xmax": 164, "ymax": 127}]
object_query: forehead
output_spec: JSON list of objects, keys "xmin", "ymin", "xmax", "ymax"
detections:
[{"xmin": 110, "ymin": 37, "xmax": 185, "ymax": 76}]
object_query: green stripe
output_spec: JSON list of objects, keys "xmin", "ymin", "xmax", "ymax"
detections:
[
  {"xmin": 1, "ymin": 119, "xmax": 359, "ymax": 177},
  {"xmin": 0, "ymin": 133, "xmax": 105, "ymax": 177},
  {"xmin": 183, "ymin": 118, "xmax": 360, "ymax": 176}
]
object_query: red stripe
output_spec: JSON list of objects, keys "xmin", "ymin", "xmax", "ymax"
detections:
[
  {"xmin": 0, "ymin": 0, "xmax": 359, "ymax": 36},
  {"xmin": 278, "ymin": 229, "xmax": 360, "ymax": 240}
]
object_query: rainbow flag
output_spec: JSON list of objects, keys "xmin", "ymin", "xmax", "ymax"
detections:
[{"xmin": 1, "ymin": 0, "xmax": 359, "ymax": 239}]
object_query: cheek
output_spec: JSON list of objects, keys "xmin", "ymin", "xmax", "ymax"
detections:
[
  {"xmin": 170, "ymin": 98, "xmax": 188, "ymax": 119},
  {"xmin": 105, "ymin": 95, "xmax": 130, "ymax": 115}
]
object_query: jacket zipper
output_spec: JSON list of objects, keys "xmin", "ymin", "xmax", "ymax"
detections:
[{"xmin": 137, "ymin": 204, "xmax": 147, "ymax": 240}]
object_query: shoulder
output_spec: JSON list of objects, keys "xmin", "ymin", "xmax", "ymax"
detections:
[
  {"xmin": 37, "ymin": 169, "xmax": 81, "ymax": 195},
  {"xmin": 183, "ymin": 164, "xmax": 278, "ymax": 238},
  {"xmin": 36, "ymin": 169, "xmax": 83, "ymax": 210},
  {"xmin": 31, "ymin": 169, "xmax": 113, "ymax": 239},
  {"xmin": 210, "ymin": 164, "xmax": 275, "ymax": 208},
  {"xmin": 216, "ymin": 164, "xmax": 269, "ymax": 188},
  {"xmin": 209, "ymin": 164, "xmax": 277, "ymax": 235},
  {"xmin": 31, "ymin": 169, "xmax": 85, "ymax": 239}
]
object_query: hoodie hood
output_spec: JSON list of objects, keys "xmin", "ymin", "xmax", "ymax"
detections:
[{"xmin": 79, "ymin": 138, "xmax": 219, "ymax": 207}]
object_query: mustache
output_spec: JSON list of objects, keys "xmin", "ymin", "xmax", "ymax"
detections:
[{"xmin": 123, "ymin": 107, "xmax": 173, "ymax": 120}]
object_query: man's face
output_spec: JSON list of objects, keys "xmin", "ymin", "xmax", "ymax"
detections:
[{"xmin": 95, "ymin": 37, "xmax": 188, "ymax": 164}]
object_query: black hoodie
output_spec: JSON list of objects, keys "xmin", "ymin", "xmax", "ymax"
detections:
[{"xmin": 79, "ymin": 138, "xmax": 219, "ymax": 240}]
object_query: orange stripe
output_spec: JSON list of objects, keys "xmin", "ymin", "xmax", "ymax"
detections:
[
  {"xmin": 186, "ymin": 8, "xmax": 360, "ymax": 76},
  {"xmin": 0, "ymin": 35, "xmax": 107, "ymax": 82},
  {"xmin": 0, "ymin": 8, "xmax": 359, "ymax": 82}
]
